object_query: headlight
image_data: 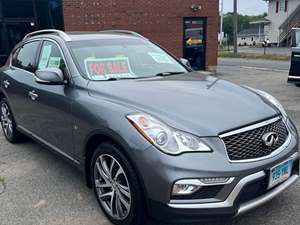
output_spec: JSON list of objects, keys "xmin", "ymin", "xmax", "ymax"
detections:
[
  {"xmin": 246, "ymin": 87, "xmax": 288, "ymax": 120},
  {"xmin": 127, "ymin": 113, "xmax": 212, "ymax": 155}
]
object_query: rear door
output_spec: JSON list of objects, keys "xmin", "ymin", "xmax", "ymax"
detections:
[
  {"xmin": 2, "ymin": 40, "xmax": 41, "ymax": 131},
  {"xmin": 288, "ymin": 28, "xmax": 300, "ymax": 83}
]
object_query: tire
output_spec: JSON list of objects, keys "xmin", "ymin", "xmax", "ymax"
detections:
[
  {"xmin": 91, "ymin": 143, "xmax": 147, "ymax": 225},
  {"xmin": 0, "ymin": 98, "xmax": 25, "ymax": 143}
]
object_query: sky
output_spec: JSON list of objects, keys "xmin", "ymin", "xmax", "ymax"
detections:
[{"xmin": 222, "ymin": 0, "xmax": 268, "ymax": 16}]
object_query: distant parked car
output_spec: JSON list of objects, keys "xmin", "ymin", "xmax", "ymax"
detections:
[
  {"xmin": 288, "ymin": 28, "xmax": 300, "ymax": 86},
  {"xmin": 0, "ymin": 30, "xmax": 299, "ymax": 225}
]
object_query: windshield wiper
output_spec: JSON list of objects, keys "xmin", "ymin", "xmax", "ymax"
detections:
[
  {"xmin": 101, "ymin": 72, "xmax": 185, "ymax": 81},
  {"xmin": 106, "ymin": 77, "xmax": 118, "ymax": 81},
  {"xmin": 155, "ymin": 72, "xmax": 185, "ymax": 77},
  {"xmin": 105, "ymin": 77, "xmax": 141, "ymax": 81}
]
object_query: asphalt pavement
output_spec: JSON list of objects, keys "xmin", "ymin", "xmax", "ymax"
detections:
[
  {"xmin": 0, "ymin": 58, "xmax": 300, "ymax": 225},
  {"xmin": 238, "ymin": 46, "xmax": 291, "ymax": 56}
]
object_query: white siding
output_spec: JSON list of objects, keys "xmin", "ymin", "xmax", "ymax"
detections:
[{"xmin": 266, "ymin": 0, "xmax": 300, "ymax": 43}]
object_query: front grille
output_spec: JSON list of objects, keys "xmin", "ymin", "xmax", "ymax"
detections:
[{"xmin": 222, "ymin": 118, "xmax": 289, "ymax": 161}]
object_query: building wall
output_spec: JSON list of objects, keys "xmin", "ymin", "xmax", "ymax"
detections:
[
  {"xmin": 63, "ymin": 0, "xmax": 219, "ymax": 71},
  {"xmin": 266, "ymin": 0, "xmax": 300, "ymax": 43}
]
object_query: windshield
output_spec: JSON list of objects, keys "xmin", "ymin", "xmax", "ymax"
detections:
[{"xmin": 69, "ymin": 39, "xmax": 188, "ymax": 81}]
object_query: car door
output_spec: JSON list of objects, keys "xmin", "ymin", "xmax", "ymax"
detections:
[
  {"xmin": 2, "ymin": 40, "xmax": 41, "ymax": 131},
  {"xmin": 27, "ymin": 40, "xmax": 74, "ymax": 159},
  {"xmin": 288, "ymin": 28, "xmax": 300, "ymax": 83}
]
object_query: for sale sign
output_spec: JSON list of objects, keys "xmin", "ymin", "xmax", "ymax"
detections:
[{"xmin": 84, "ymin": 57, "xmax": 136, "ymax": 80}]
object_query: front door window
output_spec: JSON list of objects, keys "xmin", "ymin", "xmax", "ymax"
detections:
[{"xmin": 38, "ymin": 41, "xmax": 67, "ymax": 76}]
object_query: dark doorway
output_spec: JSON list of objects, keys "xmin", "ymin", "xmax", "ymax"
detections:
[
  {"xmin": 183, "ymin": 17, "xmax": 206, "ymax": 70},
  {"xmin": 0, "ymin": 0, "xmax": 64, "ymax": 66},
  {"xmin": 288, "ymin": 28, "xmax": 300, "ymax": 84}
]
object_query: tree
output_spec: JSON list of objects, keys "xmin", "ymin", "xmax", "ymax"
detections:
[{"xmin": 223, "ymin": 13, "xmax": 267, "ymax": 45}]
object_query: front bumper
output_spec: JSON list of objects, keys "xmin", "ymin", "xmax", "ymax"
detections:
[
  {"xmin": 147, "ymin": 152, "xmax": 299, "ymax": 223},
  {"xmin": 130, "ymin": 117, "xmax": 299, "ymax": 222}
]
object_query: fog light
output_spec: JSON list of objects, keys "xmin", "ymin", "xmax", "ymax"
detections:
[
  {"xmin": 172, "ymin": 177, "xmax": 234, "ymax": 196},
  {"xmin": 172, "ymin": 183, "xmax": 200, "ymax": 195},
  {"xmin": 199, "ymin": 177, "xmax": 234, "ymax": 185}
]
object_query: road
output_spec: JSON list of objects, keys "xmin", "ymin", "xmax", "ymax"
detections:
[
  {"xmin": 218, "ymin": 57, "xmax": 290, "ymax": 72},
  {"xmin": 0, "ymin": 58, "xmax": 300, "ymax": 225},
  {"xmin": 238, "ymin": 46, "xmax": 291, "ymax": 56}
]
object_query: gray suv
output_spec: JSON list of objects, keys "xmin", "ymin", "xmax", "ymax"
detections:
[{"xmin": 0, "ymin": 30, "xmax": 299, "ymax": 225}]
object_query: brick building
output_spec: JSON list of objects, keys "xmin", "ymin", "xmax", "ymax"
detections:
[{"xmin": 0, "ymin": 0, "xmax": 219, "ymax": 71}]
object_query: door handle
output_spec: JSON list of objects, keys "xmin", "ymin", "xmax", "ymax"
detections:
[
  {"xmin": 3, "ymin": 80, "xmax": 10, "ymax": 88},
  {"xmin": 28, "ymin": 90, "xmax": 39, "ymax": 101}
]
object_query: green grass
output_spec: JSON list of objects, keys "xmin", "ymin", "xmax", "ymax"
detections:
[{"xmin": 218, "ymin": 51, "xmax": 290, "ymax": 61}]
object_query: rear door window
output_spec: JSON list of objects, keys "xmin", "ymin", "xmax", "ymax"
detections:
[{"xmin": 12, "ymin": 41, "xmax": 40, "ymax": 73}]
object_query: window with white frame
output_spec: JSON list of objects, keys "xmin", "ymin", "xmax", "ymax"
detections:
[{"xmin": 279, "ymin": 0, "xmax": 286, "ymax": 12}]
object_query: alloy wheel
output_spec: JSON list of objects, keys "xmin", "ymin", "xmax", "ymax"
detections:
[
  {"xmin": 94, "ymin": 154, "xmax": 132, "ymax": 220},
  {"xmin": 1, "ymin": 103, "xmax": 13, "ymax": 139}
]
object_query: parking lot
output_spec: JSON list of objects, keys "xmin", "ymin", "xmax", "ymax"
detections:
[
  {"xmin": 238, "ymin": 46, "xmax": 291, "ymax": 56},
  {"xmin": 0, "ymin": 58, "xmax": 300, "ymax": 225}
]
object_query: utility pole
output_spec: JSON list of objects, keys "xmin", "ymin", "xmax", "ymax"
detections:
[
  {"xmin": 220, "ymin": 0, "xmax": 224, "ymax": 45},
  {"xmin": 233, "ymin": 0, "xmax": 238, "ymax": 55}
]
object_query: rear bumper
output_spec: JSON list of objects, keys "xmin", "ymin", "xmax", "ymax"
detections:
[{"xmin": 148, "ymin": 152, "xmax": 299, "ymax": 223}]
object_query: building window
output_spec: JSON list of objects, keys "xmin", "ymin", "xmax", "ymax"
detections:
[
  {"xmin": 2, "ymin": 0, "xmax": 34, "ymax": 18},
  {"xmin": 285, "ymin": 0, "xmax": 288, "ymax": 12},
  {"xmin": 279, "ymin": 0, "xmax": 285, "ymax": 12}
]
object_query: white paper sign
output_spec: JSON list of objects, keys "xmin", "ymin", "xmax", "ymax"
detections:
[
  {"xmin": 38, "ymin": 45, "xmax": 52, "ymax": 69},
  {"xmin": 148, "ymin": 52, "xmax": 175, "ymax": 64},
  {"xmin": 48, "ymin": 57, "xmax": 61, "ymax": 68}
]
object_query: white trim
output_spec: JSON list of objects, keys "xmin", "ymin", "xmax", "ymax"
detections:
[
  {"xmin": 288, "ymin": 76, "xmax": 300, "ymax": 79},
  {"xmin": 219, "ymin": 117, "xmax": 281, "ymax": 138}
]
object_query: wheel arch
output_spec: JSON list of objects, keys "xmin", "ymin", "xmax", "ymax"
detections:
[{"xmin": 84, "ymin": 131, "xmax": 148, "ymax": 202}]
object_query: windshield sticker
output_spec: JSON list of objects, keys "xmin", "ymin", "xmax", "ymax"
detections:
[
  {"xmin": 148, "ymin": 52, "xmax": 175, "ymax": 64},
  {"xmin": 48, "ymin": 57, "xmax": 61, "ymax": 68},
  {"xmin": 38, "ymin": 45, "xmax": 52, "ymax": 69},
  {"xmin": 84, "ymin": 57, "xmax": 136, "ymax": 80}
]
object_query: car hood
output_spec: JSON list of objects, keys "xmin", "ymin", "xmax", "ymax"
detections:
[{"xmin": 87, "ymin": 72, "xmax": 279, "ymax": 136}]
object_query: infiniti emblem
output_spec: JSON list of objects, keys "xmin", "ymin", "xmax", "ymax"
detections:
[{"xmin": 262, "ymin": 132, "xmax": 279, "ymax": 147}]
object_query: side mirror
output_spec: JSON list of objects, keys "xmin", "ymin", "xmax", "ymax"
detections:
[
  {"xmin": 180, "ymin": 58, "xmax": 192, "ymax": 68},
  {"xmin": 35, "ymin": 68, "xmax": 65, "ymax": 85}
]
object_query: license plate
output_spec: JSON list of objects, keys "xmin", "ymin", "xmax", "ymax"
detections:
[{"xmin": 268, "ymin": 159, "xmax": 292, "ymax": 189}]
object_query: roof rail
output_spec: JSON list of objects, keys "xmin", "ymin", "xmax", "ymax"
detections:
[
  {"xmin": 23, "ymin": 29, "xmax": 72, "ymax": 42},
  {"xmin": 98, "ymin": 30, "xmax": 148, "ymax": 39}
]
